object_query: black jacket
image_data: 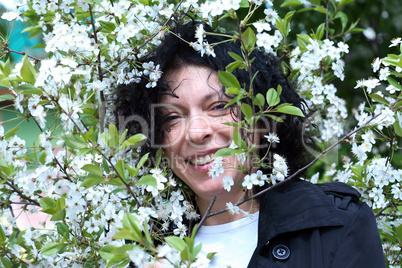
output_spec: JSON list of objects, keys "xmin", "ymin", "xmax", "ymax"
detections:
[{"xmin": 248, "ymin": 180, "xmax": 386, "ymax": 268}]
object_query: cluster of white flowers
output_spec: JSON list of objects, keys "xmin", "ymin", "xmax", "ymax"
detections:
[
  {"xmin": 291, "ymin": 38, "xmax": 350, "ymax": 142},
  {"xmin": 254, "ymin": 8, "xmax": 281, "ymax": 55},
  {"xmin": 242, "ymin": 170, "xmax": 268, "ymax": 189},
  {"xmin": 191, "ymin": 24, "xmax": 216, "ymax": 57},
  {"xmin": 270, "ymin": 154, "xmax": 288, "ymax": 184},
  {"xmin": 208, "ymin": 157, "xmax": 225, "ymax": 179}
]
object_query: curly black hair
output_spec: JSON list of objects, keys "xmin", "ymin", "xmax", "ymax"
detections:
[{"xmin": 114, "ymin": 21, "xmax": 311, "ymax": 177}]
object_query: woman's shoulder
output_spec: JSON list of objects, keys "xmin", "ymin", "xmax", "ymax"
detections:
[{"xmin": 259, "ymin": 179, "xmax": 375, "ymax": 233}]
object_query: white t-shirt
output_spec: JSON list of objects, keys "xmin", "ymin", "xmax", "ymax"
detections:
[{"xmin": 194, "ymin": 212, "xmax": 259, "ymax": 268}]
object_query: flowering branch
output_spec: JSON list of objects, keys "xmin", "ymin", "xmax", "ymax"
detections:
[
  {"xmin": 0, "ymin": 44, "xmax": 42, "ymax": 63},
  {"xmin": 206, "ymin": 99, "xmax": 402, "ymax": 219},
  {"xmin": 1, "ymin": 176, "xmax": 40, "ymax": 206}
]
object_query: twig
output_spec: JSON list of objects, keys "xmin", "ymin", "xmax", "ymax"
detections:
[
  {"xmin": 30, "ymin": 114, "xmax": 74, "ymax": 182},
  {"xmin": 95, "ymin": 149, "xmax": 142, "ymax": 206},
  {"xmin": 89, "ymin": 4, "xmax": 106, "ymax": 133},
  {"xmin": 0, "ymin": 201, "xmax": 38, "ymax": 206},
  {"xmin": 392, "ymin": 248, "xmax": 402, "ymax": 265},
  {"xmin": 0, "ymin": 176, "xmax": 40, "ymax": 206},
  {"xmin": 195, "ymin": 195, "xmax": 217, "ymax": 235},
  {"xmin": 1, "ymin": 46, "xmax": 42, "ymax": 63},
  {"xmin": 101, "ymin": 0, "xmax": 184, "ymax": 76},
  {"xmin": 375, "ymin": 203, "xmax": 393, "ymax": 217}
]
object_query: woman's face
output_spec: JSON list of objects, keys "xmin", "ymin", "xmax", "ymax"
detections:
[{"xmin": 160, "ymin": 65, "xmax": 246, "ymax": 202}]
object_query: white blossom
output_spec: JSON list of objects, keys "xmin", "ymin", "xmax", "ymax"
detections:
[
  {"xmin": 222, "ymin": 175, "xmax": 234, "ymax": 192},
  {"xmin": 226, "ymin": 202, "xmax": 240, "ymax": 215}
]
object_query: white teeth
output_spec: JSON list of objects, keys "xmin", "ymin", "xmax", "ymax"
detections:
[{"xmin": 190, "ymin": 154, "xmax": 214, "ymax": 165}]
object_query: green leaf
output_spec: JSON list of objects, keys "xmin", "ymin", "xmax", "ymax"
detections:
[
  {"xmin": 193, "ymin": 243, "xmax": 202, "ymax": 258},
  {"xmin": 81, "ymin": 174, "xmax": 105, "ymax": 188},
  {"xmin": 20, "ymin": 54, "xmax": 37, "ymax": 83},
  {"xmin": 56, "ymin": 197, "xmax": 65, "ymax": 211},
  {"xmin": 40, "ymin": 197, "xmax": 56, "ymax": 210},
  {"xmin": 239, "ymin": 0, "xmax": 249, "ymax": 8},
  {"xmin": 63, "ymin": 134, "xmax": 88, "ymax": 150},
  {"xmin": 137, "ymin": 153, "xmax": 149, "ymax": 169},
  {"xmin": 115, "ymin": 159, "xmax": 126, "ymax": 180},
  {"xmin": 50, "ymin": 209, "xmax": 66, "ymax": 221},
  {"xmin": 226, "ymin": 61, "xmax": 245, "ymax": 72},
  {"xmin": 56, "ymin": 222, "xmax": 69, "ymax": 236},
  {"xmin": 315, "ymin": 23, "xmax": 325, "ymax": 40},
  {"xmin": 114, "ymin": 229, "xmax": 141, "ymax": 242},
  {"xmin": 276, "ymin": 105, "xmax": 305, "ymax": 117},
  {"xmin": 165, "ymin": 236, "xmax": 186, "ymax": 252},
  {"xmin": 276, "ymin": 11, "xmax": 295, "ymax": 38},
  {"xmin": 81, "ymin": 164, "xmax": 103, "ymax": 176},
  {"xmin": 102, "ymin": 157, "xmax": 110, "ymax": 174},
  {"xmin": 281, "ymin": 0, "xmax": 303, "ymax": 7},
  {"xmin": 14, "ymin": 84, "xmax": 43, "ymax": 95},
  {"xmin": 240, "ymin": 103, "xmax": 252, "ymax": 121},
  {"xmin": 334, "ymin": 11, "xmax": 348, "ymax": 30},
  {"xmin": 0, "ymin": 225, "xmax": 6, "ymax": 242},
  {"xmin": 266, "ymin": 88, "xmax": 280, "ymax": 107},
  {"xmin": 242, "ymin": 27, "xmax": 256, "ymax": 53},
  {"xmin": 207, "ymin": 252, "xmax": 218, "ymax": 260},
  {"xmin": 99, "ymin": 21, "xmax": 116, "ymax": 33},
  {"xmin": 120, "ymin": 133, "xmax": 146, "ymax": 149},
  {"xmin": 394, "ymin": 120, "xmax": 402, "ymax": 137},
  {"xmin": 225, "ymin": 87, "xmax": 240, "ymax": 95},
  {"xmin": 218, "ymin": 70, "xmax": 241, "ymax": 91},
  {"xmin": 99, "ymin": 245, "xmax": 118, "ymax": 260},
  {"xmin": 214, "ymin": 148, "xmax": 237, "ymax": 157},
  {"xmin": 32, "ymin": 43, "xmax": 46, "ymax": 49},
  {"xmin": 4, "ymin": 125, "xmax": 19, "ymax": 139},
  {"xmin": 369, "ymin": 93, "xmax": 389, "ymax": 105},
  {"xmin": 313, "ymin": 6, "xmax": 328, "ymax": 14},
  {"xmin": 41, "ymin": 242, "xmax": 65, "ymax": 256},
  {"xmin": 0, "ymin": 94, "xmax": 15, "ymax": 102},
  {"xmin": 387, "ymin": 76, "xmax": 402, "ymax": 91},
  {"xmin": 233, "ymin": 126, "xmax": 245, "ymax": 149},
  {"xmin": 1, "ymin": 257, "xmax": 12, "ymax": 268},
  {"xmin": 253, "ymin": 93, "xmax": 265, "ymax": 107},
  {"xmin": 136, "ymin": 174, "xmax": 157, "ymax": 187},
  {"xmin": 108, "ymin": 124, "xmax": 119, "ymax": 148},
  {"xmin": 122, "ymin": 213, "xmax": 142, "ymax": 235},
  {"xmin": 228, "ymin": 51, "xmax": 244, "ymax": 62},
  {"xmin": 339, "ymin": 0, "xmax": 354, "ymax": 7},
  {"xmin": 266, "ymin": 114, "xmax": 284, "ymax": 123}
]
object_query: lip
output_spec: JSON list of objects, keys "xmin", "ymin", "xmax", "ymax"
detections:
[{"xmin": 185, "ymin": 148, "xmax": 222, "ymax": 161}]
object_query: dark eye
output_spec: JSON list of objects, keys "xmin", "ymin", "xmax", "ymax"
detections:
[
  {"xmin": 213, "ymin": 102, "xmax": 228, "ymax": 110},
  {"xmin": 165, "ymin": 114, "xmax": 180, "ymax": 121}
]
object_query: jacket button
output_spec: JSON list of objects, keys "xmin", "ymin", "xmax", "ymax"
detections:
[{"xmin": 272, "ymin": 244, "xmax": 290, "ymax": 260}]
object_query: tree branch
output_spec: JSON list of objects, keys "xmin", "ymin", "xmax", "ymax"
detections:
[
  {"xmin": 0, "ymin": 176, "xmax": 40, "ymax": 207},
  {"xmin": 1, "ymin": 45, "xmax": 42, "ymax": 63},
  {"xmin": 206, "ymin": 99, "xmax": 402, "ymax": 219},
  {"xmin": 195, "ymin": 195, "xmax": 217, "ymax": 235},
  {"xmin": 88, "ymin": 4, "xmax": 106, "ymax": 133}
]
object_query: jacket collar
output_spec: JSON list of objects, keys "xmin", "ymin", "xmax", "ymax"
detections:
[{"xmin": 257, "ymin": 179, "xmax": 344, "ymax": 245}]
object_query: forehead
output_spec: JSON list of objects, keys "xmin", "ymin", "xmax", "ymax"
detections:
[{"xmin": 160, "ymin": 65, "xmax": 223, "ymax": 105}]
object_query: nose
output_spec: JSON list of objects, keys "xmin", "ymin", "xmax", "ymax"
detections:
[{"xmin": 186, "ymin": 114, "xmax": 213, "ymax": 145}]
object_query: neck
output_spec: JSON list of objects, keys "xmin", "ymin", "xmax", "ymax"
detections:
[{"xmin": 196, "ymin": 192, "xmax": 260, "ymax": 225}]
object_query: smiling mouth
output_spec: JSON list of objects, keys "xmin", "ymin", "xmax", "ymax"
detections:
[{"xmin": 189, "ymin": 154, "xmax": 215, "ymax": 165}]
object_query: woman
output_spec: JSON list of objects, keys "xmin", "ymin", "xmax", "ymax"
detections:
[{"xmin": 115, "ymin": 22, "xmax": 386, "ymax": 267}]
